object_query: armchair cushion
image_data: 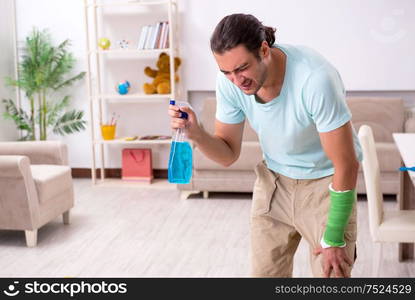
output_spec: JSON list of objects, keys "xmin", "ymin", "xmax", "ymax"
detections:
[{"xmin": 30, "ymin": 165, "xmax": 72, "ymax": 204}]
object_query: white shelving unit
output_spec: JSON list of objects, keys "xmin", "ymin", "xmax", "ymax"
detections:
[{"xmin": 83, "ymin": 0, "xmax": 179, "ymax": 185}]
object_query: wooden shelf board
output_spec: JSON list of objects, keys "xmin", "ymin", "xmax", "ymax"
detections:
[{"xmin": 94, "ymin": 139, "xmax": 172, "ymax": 145}]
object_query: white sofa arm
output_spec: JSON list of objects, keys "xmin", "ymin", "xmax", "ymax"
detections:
[{"xmin": 0, "ymin": 141, "xmax": 68, "ymax": 165}]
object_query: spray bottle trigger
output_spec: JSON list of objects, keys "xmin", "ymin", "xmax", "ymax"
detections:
[{"xmin": 170, "ymin": 99, "xmax": 188, "ymax": 119}]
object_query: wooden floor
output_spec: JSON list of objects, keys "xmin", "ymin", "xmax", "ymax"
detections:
[{"xmin": 0, "ymin": 179, "xmax": 413, "ymax": 277}]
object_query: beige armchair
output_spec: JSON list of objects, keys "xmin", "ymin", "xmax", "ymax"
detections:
[{"xmin": 0, "ymin": 141, "xmax": 74, "ymax": 247}]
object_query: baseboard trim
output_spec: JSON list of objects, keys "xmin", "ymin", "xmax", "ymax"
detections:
[{"xmin": 71, "ymin": 168, "xmax": 167, "ymax": 179}]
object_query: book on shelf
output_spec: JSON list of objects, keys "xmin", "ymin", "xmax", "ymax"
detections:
[
  {"xmin": 144, "ymin": 25, "xmax": 154, "ymax": 49},
  {"xmin": 158, "ymin": 21, "xmax": 167, "ymax": 49},
  {"xmin": 162, "ymin": 22, "xmax": 169, "ymax": 48},
  {"xmin": 151, "ymin": 22, "xmax": 160, "ymax": 49},
  {"xmin": 137, "ymin": 21, "xmax": 169, "ymax": 50},
  {"xmin": 153, "ymin": 22, "xmax": 163, "ymax": 49},
  {"xmin": 137, "ymin": 25, "xmax": 149, "ymax": 50}
]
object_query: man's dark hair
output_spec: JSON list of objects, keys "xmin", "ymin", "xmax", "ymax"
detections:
[{"xmin": 210, "ymin": 13, "xmax": 276, "ymax": 58}]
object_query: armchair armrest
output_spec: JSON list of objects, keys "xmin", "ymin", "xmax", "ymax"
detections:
[
  {"xmin": 0, "ymin": 155, "xmax": 32, "ymax": 178},
  {"xmin": 0, "ymin": 141, "xmax": 68, "ymax": 165},
  {"xmin": 0, "ymin": 155, "xmax": 40, "ymax": 229}
]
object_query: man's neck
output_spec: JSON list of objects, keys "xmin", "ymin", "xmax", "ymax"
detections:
[{"xmin": 255, "ymin": 48, "xmax": 286, "ymax": 103}]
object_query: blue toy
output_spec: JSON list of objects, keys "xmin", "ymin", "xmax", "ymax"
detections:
[{"xmin": 116, "ymin": 80, "xmax": 131, "ymax": 95}]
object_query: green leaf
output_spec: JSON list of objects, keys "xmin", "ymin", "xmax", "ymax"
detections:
[
  {"xmin": 2, "ymin": 98, "xmax": 34, "ymax": 140},
  {"xmin": 53, "ymin": 72, "xmax": 86, "ymax": 90},
  {"xmin": 52, "ymin": 109, "xmax": 87, "ymax": 136},
  {"xmin": 47, "ymin": 95, "xmax": 70, "ymax": 126}
]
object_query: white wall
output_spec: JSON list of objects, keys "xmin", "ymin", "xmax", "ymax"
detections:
[
  {"xmin": 180, "ymin": 0, "xmax": 415, "ymax": 91},
  {"xmin": 14, "ymin": 0, "xmax": 415, "ymax": 168},
  {"xmin": 0, "ymin": 0, "xmax": 18, "ymax": 141},
  {"xmin": 16, "ymin": 0, "xmax": 90, "ymax": 167}
]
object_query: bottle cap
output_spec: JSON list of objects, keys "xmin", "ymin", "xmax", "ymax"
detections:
[{"xmin": 169, "ymin": 99, "xmax": 175, "ymax": 105}]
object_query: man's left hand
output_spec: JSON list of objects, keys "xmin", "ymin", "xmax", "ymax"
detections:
[{"xmin": 313, "ymin": 246, "xmax": 353, "ymax": 278}]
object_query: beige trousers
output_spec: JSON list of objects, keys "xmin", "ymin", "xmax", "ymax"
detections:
[{"xmin": 250, "ymin": 161, "xmax": 357, "ymax": 277}]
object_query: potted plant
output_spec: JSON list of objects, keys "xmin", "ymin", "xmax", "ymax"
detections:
[{"xmin": 2, "ymin": 28, "xmax": 86, "ymax": 140}]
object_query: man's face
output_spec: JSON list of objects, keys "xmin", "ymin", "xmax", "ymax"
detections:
[{"xmin": 214, "ymin": 45, "xmax": 267, "ymax": 95}]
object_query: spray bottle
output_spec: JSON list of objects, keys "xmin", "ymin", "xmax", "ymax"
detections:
[{"xmin": 168, "ymin": 100, "xmax": 193, "ymax": 184}]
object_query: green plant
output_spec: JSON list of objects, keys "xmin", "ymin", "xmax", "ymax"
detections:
[{"xmin": 2, "ymin": 28, "xmax": 86, "ymax": 140}]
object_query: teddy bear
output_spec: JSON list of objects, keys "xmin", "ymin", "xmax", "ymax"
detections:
[{"xmin": 143, "ymin": 52, "xmax": 181, "ymax": 94}]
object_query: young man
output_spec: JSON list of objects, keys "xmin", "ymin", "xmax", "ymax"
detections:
[{"xmin": 168, "ymin": 13, "xmax": 362, "ymax": 278}]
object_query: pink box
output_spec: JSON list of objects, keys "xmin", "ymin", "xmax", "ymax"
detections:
[{"xmin": 122, "ymin": 149, "xmax": 153, "ymax": 183}]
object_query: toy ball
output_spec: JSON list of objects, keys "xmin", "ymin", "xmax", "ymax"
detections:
[
  {"xmin": 116, "ymin": 80, "xmax": 131, "ymax": 95},
  {"xmin": 98, "ymin": 37, "xmax": 111, "ymax": 50},
  {"xmin": 117, "ymin": 39, "xmax": 130, "ymax": 49}
]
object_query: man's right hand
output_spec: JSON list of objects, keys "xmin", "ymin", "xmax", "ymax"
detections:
[
  {"xmin": 168, "ymin": 104, "xmax": 201, "ymax": 141},
  {"xmin": 169, "ymin": 103, "xmax": 244, "ymax": 167}
]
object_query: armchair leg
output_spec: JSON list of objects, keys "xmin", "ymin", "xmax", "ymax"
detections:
[
  {"xmin": 63, "ymin": 210, "xmax": 71, "ymax": 225},
  {"xmin": 203, "ymin": 191, "xmax": 209, "ymax": 199},
  {"xmin": 25, "ymin": 230, "xmax": 38, "ymax": 247}
]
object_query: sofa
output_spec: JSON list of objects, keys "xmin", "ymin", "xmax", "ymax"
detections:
[
  {"xmin": 178, "ymin": 97, "xmax": 415, "ymax": 199},
  {"xmin": 347, "ymin": 97, "xmax": 415, "ymax": 195}
]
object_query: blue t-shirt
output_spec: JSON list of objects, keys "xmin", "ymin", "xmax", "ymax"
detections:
[{"xmin": 215, "ymin": 44, "xmax": 362, "ymax": 179}]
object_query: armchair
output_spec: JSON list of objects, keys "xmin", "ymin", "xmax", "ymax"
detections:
[{"xmin": 0, "ymin": 141, "xmax": 74, "ymax": 247}]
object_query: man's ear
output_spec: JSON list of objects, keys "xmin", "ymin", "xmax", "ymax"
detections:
[{"xmin": 259, "ymin": 40, "xmax": 270, "ymax": 59}]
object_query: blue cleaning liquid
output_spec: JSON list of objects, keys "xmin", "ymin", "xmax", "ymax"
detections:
[{"xmin": 168, "ymin": 141, "xmax": 193, "ymax": 184}]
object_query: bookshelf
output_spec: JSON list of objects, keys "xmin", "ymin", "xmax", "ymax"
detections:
[{"xmin": 83, "ymin": 0, "xmax": 179, "ymax": 185}]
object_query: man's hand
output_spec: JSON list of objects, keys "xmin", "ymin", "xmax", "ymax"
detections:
[
  {"xmin": 313, "ymin": 246, "xmax": 353, "ymax": 278},
  {"xmin": 168, "ymin": 105, "xmax": 202, "ymax": 141}
]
